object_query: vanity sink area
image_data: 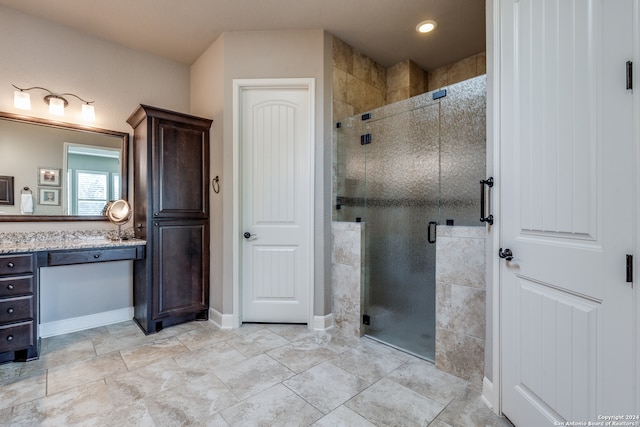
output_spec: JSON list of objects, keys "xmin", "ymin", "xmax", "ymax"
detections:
[
  {"xmin": 0, "ymin": 230, "xmax": 145, "ymax": 364},
  {"xmin": 0, "ymin": 230, "xmax": 144, "ymax": 254}
]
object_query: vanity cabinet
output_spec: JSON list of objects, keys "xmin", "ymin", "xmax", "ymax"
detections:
[
  {"xmin": 128, "ymin": 105, "xmax": 212, "ymax": 334},
  {"xmin": 0, "ymin": 253, "xmax": 38, "ymax": 363}
]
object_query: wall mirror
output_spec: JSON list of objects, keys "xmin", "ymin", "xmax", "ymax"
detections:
[{"xmin": 0, "ymin": 111, "xmax": 128, "ymax": 221}]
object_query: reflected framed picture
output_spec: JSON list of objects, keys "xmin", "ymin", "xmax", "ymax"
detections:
[
  {"xmin": 38, "ymin": 167, "xmax": 61, "ymax": 187},
  {"xmin": 38, "ymin": 187, "xmax": 60, "ymax": 206},
  {"xmin": 0, "ymin": 176, "xmax": 14, "ymax": 205}
]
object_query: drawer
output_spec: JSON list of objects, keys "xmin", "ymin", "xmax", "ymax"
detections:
[
  {"xmin": 0, "ymin": 276, "xmax": 33, "ymax": 298},
  {"xmin": 0, "ymin": 254, "xmax": 33, "ymax": 276},
  {"xmin": 0, "ymin": 296, "xmax": 33, "ymax": 323},
  {"xmin": 47, "ymin": 247, "xmax": 139, "ymax": 266},
  {"xmin": 0, "ymin": 321, "xmax": 34, "ymax": 353}
]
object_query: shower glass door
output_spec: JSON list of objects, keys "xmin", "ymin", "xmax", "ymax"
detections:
[
  {"xmin": 336, "ymin": 76, "xmax": 486, "ymax": 362},
  {"xmin": 363, "ymin": 104, "xmax": 440, "ymax": 360}
]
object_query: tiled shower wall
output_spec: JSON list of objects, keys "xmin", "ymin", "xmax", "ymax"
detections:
[
  {"xmin": 330, "ymin": 221, "xmax": 365, "ymax": 337},
  {"xmin": 435, "ymin": 226, "xmax": 487, "ymax": 386},
  {"xmin": 331, "ymin": 34, "xmax": 486, "ymax": 122}
]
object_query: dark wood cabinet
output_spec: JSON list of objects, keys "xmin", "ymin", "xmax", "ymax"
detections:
[
  {"xmin": 128, "ymin": 105, "xmax": 212, "ymax": 334},
  {"xmin": 0, "ymin": 253, "xmax": 38, "ymax": 363}
]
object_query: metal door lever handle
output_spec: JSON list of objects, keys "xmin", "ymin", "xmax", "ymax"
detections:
[
  {"xmin": 499, "ymin": 248, "xmax": 513, "ymax": 261},
  {"xmin": 243, "ymin": 232, "xmax": 257, "ymax": 240}
]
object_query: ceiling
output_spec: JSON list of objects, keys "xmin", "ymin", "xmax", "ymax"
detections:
[{"xmin": 0, "ymin": 0, "xmax": 486, "ymax": 71}]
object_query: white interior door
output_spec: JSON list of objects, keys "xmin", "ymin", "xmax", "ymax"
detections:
[
  {"xmin": 499, "ymin": 0, "xmax": 636, "ymax": 425},
  {"xmin": 240, "ymin": 83, "xmax": 312, "ymax": 323}
]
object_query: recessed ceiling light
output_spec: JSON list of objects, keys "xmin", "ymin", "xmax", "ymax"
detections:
[{"xmin": 416, "ymin": 20, "xmax": 438, "ymax": 34}]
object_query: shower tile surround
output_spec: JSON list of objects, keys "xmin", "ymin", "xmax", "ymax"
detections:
[
  {"xmin": 435, "ymin": 226, "xmax": 486, "ymax": 386},
  {"xmin": 331, "ymin": 222, "xmax": 365, "ymax": 337}
]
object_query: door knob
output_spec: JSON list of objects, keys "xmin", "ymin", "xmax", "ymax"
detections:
[{"xmin": 499, "ymin": 248, "xmax": 513, "ymax": 261}]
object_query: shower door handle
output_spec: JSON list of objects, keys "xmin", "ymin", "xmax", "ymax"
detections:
[
  {"xmin": 480, "ymin": 177, "xmax": 494, "ymax": 225},
  {"xmin": 428, "ymin": 221, "xmax": 437, "ymax": 244}
]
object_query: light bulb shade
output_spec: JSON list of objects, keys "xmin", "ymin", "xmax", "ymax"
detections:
[
  {"xmin": 14, "ymin": 91, "xmax": 31, "ymax": 110},
  {"xmin": 48, "ymin": 97, "xmax": 65, "ymax": 115},
  {"xmin": 82, "ymin": 104, "xmax": 95, "ymax": 121}
]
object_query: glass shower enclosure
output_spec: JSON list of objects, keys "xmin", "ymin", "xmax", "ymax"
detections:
[{"xmin": 335, "ymin": 76, "xmax": 486, "ymax": 361}]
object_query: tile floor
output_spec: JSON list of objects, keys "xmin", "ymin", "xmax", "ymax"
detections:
[{"xmin": 0, "ymin": 321, "xmax": 513, "ymax": 426}]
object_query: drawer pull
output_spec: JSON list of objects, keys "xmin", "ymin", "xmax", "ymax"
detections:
[
  {"xmin": 7, "ymin": 284, "xmax": 14, "ymax": 290},
  {"xmin": 7, "ymin": 262, "xmax": 14, "ymax": 268},
  {"xmin": 93, "ymin": 254, "xmax": 101, "ymax": 259},
  {"xmin": 6, "ymin": 335, "xmax": 13, "ymax": 341},
  {"xmin": 7, "ymin": 308, "xmax": 14, "ymax": 314}
]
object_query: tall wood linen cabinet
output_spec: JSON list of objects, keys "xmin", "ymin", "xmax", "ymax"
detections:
[{"xmin": 127, "ymin": 105, "xmax": 212, "ymax": 334}]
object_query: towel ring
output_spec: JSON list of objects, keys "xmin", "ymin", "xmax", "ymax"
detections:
[
  {"xmin": 21, "ymin": 187, "xmax": 32, "ymax": 194},
  {"xmin": 212, "ymin": 176, "xmax": 220, "ymax": 194}
]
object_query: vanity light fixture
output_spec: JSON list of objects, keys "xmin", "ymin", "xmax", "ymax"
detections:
[
  {"xmin": 416, "ymin": 20, "xmax": 438, "ymax": 34},
  {"xmin": 12, "ymin": 84, "xmax": 96, "ymax": 121}
]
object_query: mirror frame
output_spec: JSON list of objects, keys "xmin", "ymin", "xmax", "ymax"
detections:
[{"xmin": 0, "ymin": 111, "xmax": 129, "ymax": 222}]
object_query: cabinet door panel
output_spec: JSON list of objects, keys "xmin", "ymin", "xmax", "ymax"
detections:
[
  {"xmin": 152, "ymin": 220, "xmax": 209, "ymax": 319},
  {"xmin": 153, "ymin": 120, "xmax": 209, "ymax": 218}
]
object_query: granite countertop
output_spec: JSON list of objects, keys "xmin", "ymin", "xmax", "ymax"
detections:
[{"xmin": 0, "ymin": 230, "xmax": 146, "ymax": 254}]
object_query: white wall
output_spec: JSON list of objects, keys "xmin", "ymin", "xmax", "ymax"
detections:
[
  {"xmin": 190, "ymin": 30, "xmax": 333, "ymax": 318},
  {"xmin": 0, "ymin": 5, "xmax": 190, "ymax": 323}
]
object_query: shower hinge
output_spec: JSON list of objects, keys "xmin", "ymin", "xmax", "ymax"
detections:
[
  {"xmin": 362, "ymin": 314, "xmax": 370, "ymax": 325},
  {"xmin": 360, "ymin": 134, "xmax": 372, "ymax": 145},
  {"xmin": 626, "ymin": 61, "xmax": 633, "ymax": 90},
  {"xmin": 361, "ymin": 113, "xmax": 371, "ymax": 121}
]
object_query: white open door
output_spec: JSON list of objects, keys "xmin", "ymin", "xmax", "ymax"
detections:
[
  {"xmin": 237, "ymin": 80, "xmax": 313, "ymax": 324},
  {"xmin": 499, "ymin": 0, "xmax": 637, "ymax": 425}
]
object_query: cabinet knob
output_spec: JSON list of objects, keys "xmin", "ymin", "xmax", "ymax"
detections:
[
  {"xmin": 93, "ymin": 254, "xmax": 101, "ymax": 259},
  {"xmin": 7, "ymin": 262, "xmax": 14, "ymax": 268},
  {"xmin": 6, "ymin": 335, "xmax": 13, "ymax": 341},
  {"xmin": 7, "ymin": 308, "xmax": 14, "ymax": 314},
  {"xmin": 7, "ymin": 284, "xmax": 14, "ymax": 290}
]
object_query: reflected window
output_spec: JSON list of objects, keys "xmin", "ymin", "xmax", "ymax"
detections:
[{"xmin": 66, "ymin": 144, "xmax": 120, "ymax": 215}]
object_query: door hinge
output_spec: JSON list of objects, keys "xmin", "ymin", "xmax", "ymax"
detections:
[
  {"xmin": 626, "ymin": 61, "xmax": 633, "ymax": 90},
  {"xmin": 362, "ymin": 314, "xmax": 370, "ymax": 325},
  {"xmin": 626, "ymin": 254, "xmax": 633, "ymax": 285}
]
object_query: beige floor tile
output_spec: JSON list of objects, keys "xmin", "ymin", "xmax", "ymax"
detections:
[
  {"xmin": 434, "ymin": 386, "xmax": 513, "ymax": 427},
  {"xmin": 312, "ymin": 405, "xmax": 377, "ymax": 427},
  {"xmin": 175, "ymin": 325, "xmax": 235, "ymax": 351},
  {"xmin": 346, "ymin": 377, "xmax": 445, "ymax": 426},
  {"xmin": 267, "ymin": 340, "xmax": 337, "ymax": 373},
  {"xmin": 46, "ymin": 352, "xmax": 127, "ymax": 395},
  {"xmin": 386, "ymin": 359, "xmax": 468, "ymax": 405},
  {"xmin": 11, "ymin": 379, "xmax": 113, "ymax": 426},
  {"xmin": 105, "ymin": 358, "xmax": 189, "ymax": 407},
  {"xmin": 266, "ymin": 324, "xmax": 316, "ymax": 342},
  {"xmin": 284, "ymin": 361, "xmax": 368, "ymax": 414},
  {"xmin": 228, "ymin": 328, "xmax": 290, "ymax": 358},
  {"xmin": 19, "ymin": 339, "xmax": 97, "ymax": 377},
  {"xmin": 119, "ymin": 337, "xmax": 188, "ymax": 371},
  {"xmin": 330, "ymin": 345, "xmax": 404, "ymax": 384},
  {"xmin": 220, "ymin": 384, "xmax": 322, "ymax": 426},
  {"xmin": 174, "ymin": 341, "xmax": 247, "ymax": 373},
  {"xmin": 0, "ymin": 371, "xmax": 46, "ymax": 410},
  {"xmin": 145, "ymin": 373, "xmax": 239, "ymax": 426},
  {"xmin": 213, "ymin": 354, "xmax": 294, "ymax": 400}
]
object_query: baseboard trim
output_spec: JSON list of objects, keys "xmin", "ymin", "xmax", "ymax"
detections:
[
  {"xmin": 40, "ymin": 307, "xmax": 134, "ymax": 338},
  {"xmin": 482, "ymin": 376, "xmax": 497, "ymax": 414},
  {"xmin": 209, "ymin": 307, "xmax": 234, "ymax": 329},
  {"xmin": 313, "ymin": 313, "xmax": 335, "ymax": 331}
]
